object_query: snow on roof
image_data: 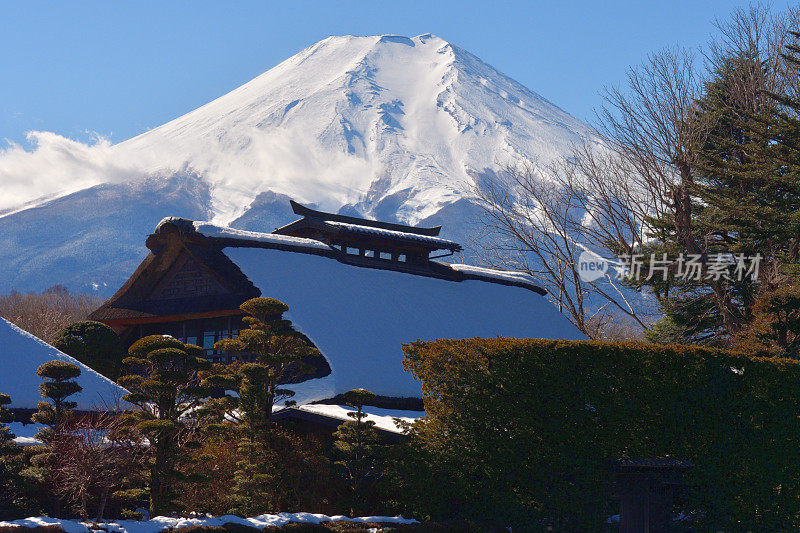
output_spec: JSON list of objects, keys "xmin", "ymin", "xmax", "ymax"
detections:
[
  {"xmin": 0, "ymin": 318, "xmax": 131, "ymax": 410},
  {"xmin": 191, "ymin": 221, "xmax": 332, "ymax": 252},
  {"xmin": 448, "ymin": 263, "xmax": 539, "ymax": 286},
  {"xmin": 180, "ymin": 220, "xmax": 544, "ymax": 292},
  {"xmin": 294, "ymin": 404, "xmax": 423, "ymax": 434},
  {"xmin": 7, "ymin": 422, "xmax": 42, "ymax": 446},
  {"xmin": 222, "ymin": 246, "xmax": 585, "ymax": 402},
  {"xmin": 324, "ymin": 220, "xmax": 461, "ymax": 250}
]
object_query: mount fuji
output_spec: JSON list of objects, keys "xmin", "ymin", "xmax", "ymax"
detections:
[{"xmin": 0, "ymin": 34, "xmax": 604, "ymax": 295}]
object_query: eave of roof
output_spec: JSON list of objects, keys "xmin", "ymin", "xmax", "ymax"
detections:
[{"xmin": 324, "ymin": 221, "xmax": 463, "ymax": 251}]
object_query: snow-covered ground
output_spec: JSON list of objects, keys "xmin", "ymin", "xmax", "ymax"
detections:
[
  {"xmin": 0, "ymin": 33, "xmax": 604, "ymax": 295},
  {"xmin": 0, "ymin": 318, "xmax": 131, "ymax": 410},
  {"xmin": 0, "ymin": 513, "xmax": 418, "ymax": 532}
]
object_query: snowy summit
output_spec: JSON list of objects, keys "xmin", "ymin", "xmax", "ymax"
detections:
[{"xmin": 0, "ymin": 34, "xmax": 603, "ymax": 294}]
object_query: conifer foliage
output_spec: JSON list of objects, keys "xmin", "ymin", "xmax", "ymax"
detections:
[
  {"xmin": 31, "ymin": 361, "xmax": 82, "ymax": 442},
  {"xmin": 198, "ymin": 297, "xmax": 321, "ymax": 515},
  {"xmin": 24, "ymin": 361, "xmax": 83, "ymax": 516},
  {"xmin": 333, "ymin": 388, "xmax": 382, "ymax": 516},
  {"xmin": 116, "ymin": 335, "xmax": 211, "ymax": 516},
  {"xmin": 0, "ymin": 393, "xmax": 14, "ymax": 452},
  {"xmin": 203, "ymin": 297, "xmax": 319, "ymax": 436},
  {"xmin": 0, "ymin": 392, "xmax": 24, "ymax": 519},
  {"xmin": 52, "ymin": 321, "xmax": 125, "ymax": 379}
]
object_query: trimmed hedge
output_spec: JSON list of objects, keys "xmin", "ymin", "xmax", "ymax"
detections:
[{"xmin": 401, "ymin": 338, "xmax": 800, "ymax": 530}]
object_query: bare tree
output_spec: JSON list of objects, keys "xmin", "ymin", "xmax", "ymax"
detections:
[
  {"xmin": 597, "ymin": 3, "xmax": 800, "ymax": 336},
  {"xmin": 52, "ymin": 412, "xmax": 146, "ymax": 521},
  {"xmin": 475, "ymin": 3, "xmax": 800, "ymax": 340},
  {"xmin": 707, "ymin": 3, "xmax": 800, "ymax": 106},
  {"xmin": 0, "ymin": 287, "xmax": 102, "ymax": 343},
  {"xmin": 474, "ymin": 158, "xmax": 648, "ymax": 338}
]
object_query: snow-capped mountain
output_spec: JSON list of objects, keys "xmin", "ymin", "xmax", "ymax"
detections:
[{"xmin": 0, "ymin": 34, "xmax": 603, "ymax": 294}]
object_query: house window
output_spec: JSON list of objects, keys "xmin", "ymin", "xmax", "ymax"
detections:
[
  {"xmin": 346, "ymin": 247, "xmax": 360, "ymax": 255},
  {"xmin": 364, "ymin": 250, "xmax": 375, "ymax": 258},
  {"xmin": 141, "ymin": 316, "xmax": 245, "ymax": 360},
  {"xmin": 379, "ymin": 252, "xmax": 392, "ymax": 260},
  {"xmin": 398, "ymin": 254, "xmax": 407, "ymax": 262}
]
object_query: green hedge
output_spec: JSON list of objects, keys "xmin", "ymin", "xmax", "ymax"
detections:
[{"xmin": 401, "ymin": 338, "xmax": 800, "ymax": 530}]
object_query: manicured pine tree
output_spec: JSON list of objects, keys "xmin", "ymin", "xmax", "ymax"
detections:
[
  {"xmin": 199, "ymin": 297, "xmax": 319, "ymax": 515},
  {"xmin": 31, "ymin": 360, "xmax": 82, "ymax": 442},
  {"xmin": 205, "ymin": 297, "xmax": 319, "ymax": 437},
  {"xmin": 117, "ymin": 335, "xmax": 211, "ymax": 516},
  {"xmin": 52, "ymin": 321, "xmax": 125, "ymax": 380},
  {"xmin": 23, "ymin": 361, "xmax": 83, "ymax": 516},
  {"xmin": 333, "ymin": 388, "xmax": 382, "ymax": 516}
]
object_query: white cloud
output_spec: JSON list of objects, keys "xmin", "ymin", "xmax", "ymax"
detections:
[
  {"xmin": 0, "ymin": 131, "xmax": 148, "ymax": 213},
  {"xmin": 0, "ymin": 125, "xmax": 382, "ymax": 224}
]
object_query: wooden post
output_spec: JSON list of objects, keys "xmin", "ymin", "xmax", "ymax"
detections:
[{"xmin": 610, "ymin": 457, "xmax": 692, "ymax": 533}]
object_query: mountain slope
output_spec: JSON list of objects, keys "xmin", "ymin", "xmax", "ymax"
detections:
[
  {"xmin": 113, "ymin": 33, "xmax": 602, "ymax": 225},
  {"xmin": 0, "ymin": 34, "xmax": 602, "ymax": 294}
]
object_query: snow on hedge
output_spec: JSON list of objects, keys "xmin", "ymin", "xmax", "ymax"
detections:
[
  {"xmin": 223, "ymin": 246, "xmax": 585, "ymax": 402},
  {"xmin": 0, "ymin": 318, "xmax": 130, "ymax": 410},
  {"xmin": 0, "ymin": 513, "xmax": 418, "ymax": 532}
]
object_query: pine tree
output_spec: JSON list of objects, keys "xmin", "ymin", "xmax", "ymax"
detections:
[
  {"xmin": 0, "ymin": 393, "xmax": 15, "ymax": 453},
  {"xmin": 731, "ymin": 285, "xmax": 800, "ymax": 355},
  {"xmin": 0, "ymin": 393, "xmax": 24, "ymax": 519},
  {"xmin": 634, "ymin": 50, "xmax": 800, "ymax": 343},
  {"xmin": 333, "ymin": 388, "xmax": 382, "ymax": 516},
  {"xmin": 117, "ymin": 335, "xmax": 211, "ymax": 516},
  {"xmin": 202, "ymin": 297, "xmax": 319, "ymax": 437},
  {"xmin": 24, "ymin": 361, "xmax": 83, "ymax": 516},
  {"xmin": 199, "ymin": 297, "xmax": 320, "ymax": 515},
  {"xmin": 31, "ymin": 360, "xmax": 82, "ymax": 442}
]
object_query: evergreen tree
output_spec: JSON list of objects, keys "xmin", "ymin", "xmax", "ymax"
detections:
[
  {"xmin": 333, "ymin": 388, "xmax": 382, "ymax": 516},
  {"xmin": 117, "ymin": 335, "xmax": 211, "ymax": 516},
  {"xmin": 0, "ymin": 394, "xmax": 15, "ymax": 453},
  {"xmin": 23, "ymin": 361, "xmax": 83, "ymax": 516},
  {"xmin": 731, "ymin": 285, "xmax": 800, "ymax": 356},
  {"xmin": 0, "ymin": 393, "xmax": 25, "ymax": 519},
  {"xmin": 52, "ymin": 321, "xmax": 125, "ymax": 380},
  {"xmin": 634, "ymin": 50, "xmax": 800, "ymax": 343},
  {"xmin": 202, "ymin": 297, "xmax": 319, "ymax": 437},
  {"xmin": 199, "ymin": 297, "xmax": 320, "ymax": 515},
  {"xmin": 31, "ymin": 360, "xmax": 82, "ymax": 442}
]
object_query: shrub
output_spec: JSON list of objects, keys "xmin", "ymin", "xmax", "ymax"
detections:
[
  {"xmin": 52, "ymin": 321, "xmax": 124, "ymax": 379},
  {"xmin": 401, "ymin": 338, "xmax": 800, "ymax": 530}
]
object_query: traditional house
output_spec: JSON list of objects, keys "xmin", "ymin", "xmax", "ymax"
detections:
[{"xmin": 89, "ymin": 201, "xmax": 584, "ymax": 434}]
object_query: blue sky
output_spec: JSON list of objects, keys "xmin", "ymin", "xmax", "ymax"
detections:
[{"xmin": 0, "ymin": 1, "xmax": 787, "ymax": 146}]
